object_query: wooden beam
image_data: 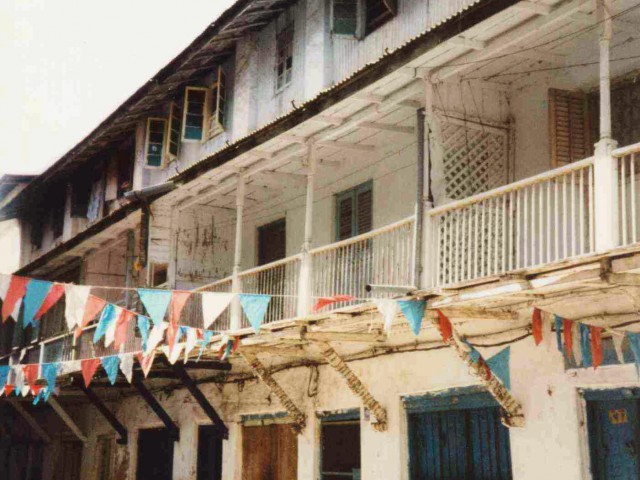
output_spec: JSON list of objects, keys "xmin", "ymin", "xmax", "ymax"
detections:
[
  {"xmin": 315, "ymin": 341, "xmax": 388, "ymax": 432},
  {"xmin": 79, "ymin": 384, "xmax": 128, "ymax": 444},
  {"xmin": 241, "ymin": 352, "xmax": 306, "ymax": 434},
  {"xmin": 48, "ymin": 397, "xmax": 88, "ymax": 443},
  {"xmin": 449, "ymin": 36, "xmax": 487, "ymax": 50},
  {"xmin": 252, "ymin": 171, "xmax": 307, "ymax": 189},
  {"xmin": 358, "ymin": 122, "xmax": 416, "ymax": 135},
  {"xmin": 133, "ymin": 377, "xmax": 180, "ymax": 441},
  {"xmin": 512, "ymin": 1, "xmax": 552, "ymax": 15},
  {"xmin": 316, "ymin": 141, "xmax": 375, "ymax": 152},
  {"xmin": 508, "ymin": 49, "xmax": 565, "ymax": 65},
  {"xmin": 433, "ymin": 307, "xmax": 519, "ymax": 322},
  {"xmin": 304, "ymin": 331, "xmax": 387, "ymax": 343},
  {"xmin": 8, "ymin": 399, "xmax": 52, "ymax": 444}
]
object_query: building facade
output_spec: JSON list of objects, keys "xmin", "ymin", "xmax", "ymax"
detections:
[{"xmin": 2, "ymin": 0, "xmax": 640, "ymax": 479}]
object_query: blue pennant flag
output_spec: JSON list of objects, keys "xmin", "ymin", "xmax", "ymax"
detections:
[
  {"xmin": 197, "ymin": 330, "xmax": 214, "ymax": 362},
  {"xmin": 462, "ymin": 338, "xmax": 481, "ymax": 364},
  {"xmin": 554, "ymin": 315, "xmax": 563, "ymax": 353},
  {"xmin": 487, "ymin": 347, "xmax": 511, "ymax": 390},
  {"xmin": 101, "ymin": 355, "xmax": 120, "ymax": 385},
  {"xmin": 138, "ymin": 289, "xmax": 172, "ymax": 326},
  {"xmin": 398, "ymin": 300, "xmax": 426, "ymax": 336},
  {"xmin": 580, "ymin": 323, "xmax": 592, "ymax": 367},
  {"xmin": 33, "ymin": 388, "xmax": 47, "ymax": 405},
  {"xmin": 0, "ymin": 365, "xmax": 10, "ymax": 390},
  {"xmin": 239, "ymin": 294, "xmax": 271, "ymax": 333},
  {"xmin": 137, "ymin": 316, "xmax": 150, "ymax": 351},
  {"xmin": 627, "ymin": 332, "xmax": 640, "ymax": 377},
  {"xmin": 94, "ymin": 304, "xmax": 117, "ymax": 344},
  {"xmin": 41, "ymin": 363, "xmax": 60, "ymax": 392},
  {"xmin": 23, "ymin": 280, "xmax": 52, "ymax": 328}
]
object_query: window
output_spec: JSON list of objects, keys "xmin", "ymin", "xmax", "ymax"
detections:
[
  {"xmin": 320, "ymin": 412, "xmax": 361, "ymax": 480},
  {"xmin": 549, "ymin": 88, "xmax": 593, "ymax": 167},
  {"xmin": 276, "ymin": 24, "xmax": 294, "ymax": 91},
  {"xmin": 51, "ymin": 190, "xmax": 66, "ymax": 239},
  {"xmin": 182, "ymin": 87, "xmax": 209, "ymax": 141},
  {"xmin": 331, "ymin": 0, "xmax": 396, "ymax": 37},
  {"xmin": 335, "ymin": 181, "xmax": 373, "ymax": 241},
  {"xmin": 208, "ymin": 66, "xmax": 227, "ymax": 139},
  {"xmin": 167, "ymin": 101, "xmax": 182, "ymax": 160},
  {"xmin": 145, "ymin": 118, "xmax": 168, "ymax": 168},
  {"xmin": 151, "ymin": 263, "xmax": 168, "ymax": 287},
  {"xmin": 30, "ymin": 215, "xmax": 43, "ymax": 249}
]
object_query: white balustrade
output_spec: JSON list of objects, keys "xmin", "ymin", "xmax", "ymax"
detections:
[{"xmin": 615, "ymin": 142, "xmax": 640, "ymax": 247}]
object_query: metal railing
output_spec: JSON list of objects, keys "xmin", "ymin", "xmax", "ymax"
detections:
[
  {"xmin": 428, "ymin": 157, "xmax": 595, "ymax": 287},
  {"xmin": 615, "ymin": 142, "xmax": 640, "ymax": 247}
]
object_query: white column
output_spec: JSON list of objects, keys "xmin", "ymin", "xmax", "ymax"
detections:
[
  {"xmin": 594, "ymin": 0, "xmax": 618, "ymax": 252},
  {"xmin": 231, "ymin": 175, "xmax": 246, "ymax": 330},
  {"xmin": 297, "ymin": 145, "xmax": 316, "ymax": 317},
  {"xmin": 421, "ymin": 79, "xmax": 437, "ymax": 288}
]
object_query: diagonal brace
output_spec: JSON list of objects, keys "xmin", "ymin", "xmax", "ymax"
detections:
[
  {"xmin": 241, "ymin": 352, "xmax": 306, "ymax": 434},
  {"xmin": 315, "ymin": 341, "xmax": 388, "ymax": 432},
  {"xmin": 170, "ymin": 363, "xmax": 228, "ymax": 439},
  {"xmin": 133, "ymin": 377, "xmax": 180, "ymax": 441},
  {"xmin": 79, "ymin": 384, "xmax": 128, "ymax": 445}
]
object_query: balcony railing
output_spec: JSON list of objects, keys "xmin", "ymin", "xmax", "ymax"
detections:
[{"xmin": 615, "ymin": 142, "xmax": 640, "ymax": 247}]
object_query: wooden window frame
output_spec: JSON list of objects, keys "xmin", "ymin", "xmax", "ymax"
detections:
[
  {"xmin": 166, "ymin": 101, "xmax": 182, "ymax": 161},
  {"xmin": 331, "ymin": 0, "xmax": 396, "ymax": 38},
  {"xmin": 275, "ymin": 23, "xmax": 294, "ymax": 92},
  {"xmin": 208, "ymin": 66, "xmax": 227, "ymax": 140},
  {"xmin": 319, "ymin": 410, "xmax": 361, "ymax": 480},
  {"xmin": 144, "ymin": 117, "xmax": 169, "ymax": 169},
  {"xmin": 182, "ymin": 87, "xmax": 211, "ymax": 143}
]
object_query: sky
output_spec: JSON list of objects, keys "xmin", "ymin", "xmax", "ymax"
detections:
[{"xmin": 0, "ymin": 0, "xmax": 236, "ymax": 177}]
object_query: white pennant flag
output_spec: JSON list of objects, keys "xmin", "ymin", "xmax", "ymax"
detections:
[
  {"xmin": 0, "ymin": 274, "xmax": 11, "ymax": 301},
  {"xmin": 60, "ymin": 360, "xmax": 81, "ymax": 376},
  {"xmin": 104, "ymin": 306, "xmax": 123, "ymax": 348},
  {"xmin": 168, "ymin": 342, "xmax": 184, "ymax": 365},
  {"xmin": 374, "ymin": 299, "xmax": 399, "ymax": 333},
  {"xmin": 612, "ymin": 333, "xmax": 625, "ymax": 364},
  {"xmin": 184, "ymin": 328, "xmax": 199, "ymax": 363},
  {"xmin": 572, "ymin": 321, "xmax": 582, "ymax": 367},
  {"xmin": 64, "ymin": 285, "xmax": 91, "ymax": 331},
  {"xmin": 146, "ymin": 323, "xmax": 168, "ymax": 353},
  {"xmin": 11, "ymin": 299, "xmax": 22, "ymax": 324},
  {"xmin": 119, "ymin": 353, "xmax": 134, "ymax": 383},
  {"xmin": 201, "ymin": 292, "xmax": 234, "ymax": 329}
]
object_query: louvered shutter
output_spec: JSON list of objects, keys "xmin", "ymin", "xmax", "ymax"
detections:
[
  {"xmin": 549, "ymin": 88, "xmax": 593, "ymax": 167},
  {"xmin": 337, "ymin": 195, "xmax": 354, "ymax": 241},
  {"xmin": 356, "ymin": 188, "xmax": 372, "ymax": 234}
]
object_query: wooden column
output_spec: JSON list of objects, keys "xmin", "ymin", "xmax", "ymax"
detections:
[
  {"xmin": 315, "ymin": 341, "xmax": 388, "ymax": 432},
  {"xmin": 297, "ymin": 145, "xmax": 316, "ymax": 317},
  {"xmin": 231, "ymin": 174, "xmax": 246, "ymax": 330},
  {"xmin": 241, "ymin": 352, "xmax": 306, "ymax": 434}
]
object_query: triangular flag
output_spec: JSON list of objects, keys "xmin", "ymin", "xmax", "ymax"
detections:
[
  {"xmin": 184, "ymin": 327, "xmax": 199, "ymax": 363},
  {"xmin": 580, "ymin": 324, "xmax": 592, "ymax": 367},
  {"xmin": 219, "ymin": 336, "xmax": 239, "ymax": 361},
  {"xmin": 436, "ymin": 309, "xmax": 453, "ymax": 342},
  {"xmin": 22, "ymin": 364, "xmax": 39, "ymax": 386},
  {"xmin": 138, "ymin": 288, "xmax": 172, "ymax": 326},
  {"xmin": 240, "ymin": 294, "xmax": 271, "ymax": 333},
  {"xmin": 627, "ymin": 332, "xmax": 640, "ymax": 377},
  {"xmin": 590, "ymin": 326, "xmax": 603, "ymax": 369},
  {"xmin": 487, "ymin": 347, "xmax": 511, "ymax": 390},
  {"xmin": 572, "ymin": 321, "xmax": 582, "ymax": 367},
  {"xmin": 137, "ymin": 351, "xmax": 155, "ymax": 378},
  {"xmin": 0, "ymin": 274, "xmax": 11, "ymax": 301},
  {"xmin": 563, "ymin": 319, "xmax": 573, "ymax": 361},
  {"xmin": 41, "ymin": 363, "xmax": 60, "ymax": 392},
  {"xmin": 532, "ymin": 308, "xmax": 543, "ymax": 345},
  {"xmin": 94, "ymin": 304, "xmax": 119, "ymax": 345},
  {"xmin": 105, "ymin": 306, "xmax": 124, "ymax": 348},
  {"xmin": 14, "ymin": 367, "xmax": 25, "ymax": 394},
  {"xmin": 119, "ymin": 354, "xmax": 134, "ymax": 383},
  {"xmin": 64, "ymin": 285, "xmax": 91, "ymax": 330},
  {"xmin": 612, "ymin": 333, "xmax": 625, "ymax": 364},
  {"xmin": 137, "ymin": 316, "xmax": 150, "ymax": 352},
  {"xmin": 398, "ymin": 299, "xmax": 426, "ymax": 336},
  {"xmin": 101, "ymin": 356, "xmax": 120, "ymax": 385},
  {"xmin": 201, "ymin": 292, "xmax": 234, "ymax": 329},
  {"xmin": 146, "ymin": 323, "xmax": 168, "ymax": 353},
  {"xmin": 23, "ymin": 280, "xmax": 53, "ymax": 328},
  {"xmin": 81, "ymin": 358, "xmax": 101, "ymax": 388},
  {"xmin": 35, "ymin": 284, "xmax": 65, "ymax": 320},
  {"xmin": 0, "ymin": 365, "xmax": 10, "ymax": 390},
  {"xmin": 554, "ymin": 315, "xmax": 563, "ymax": 353},
  {"xmin": 32, "ymin": 387, "xmax": 47, "ymax": 405},
  {"xmin": 2, "ymin": 276, "xmax": 29, "ymax": 323},
  {"xmin": 197, "ymin": 330, "xmax": 214, "ymax": 362},
  {"xmin": 167, "ymin": 291, "xmax": 191, "ymax": 349},
  {"xmin": 312, "ymin": 295, "xmax": 355, "ymax": 312},
  {"xmin": 75, "ymin": 296, "xmax": 107, "ymax": 339},
  {"xmin": 3, "ymin": 385, "xmax": 15, "ymax": 397},
  {"xmin": 374, "ymin": 299, "xmax": 398, "ymax": 333},
  {"xmin": 462, "ymin": 338, "xmax": 481, "ymax": 364},
  {"xmin": 167, "ymin": 327, "xmax": 186, "ymax": 364},
  {"xmin": 114, "ymin": 310, "xmax": 135, "ymax": 351}
]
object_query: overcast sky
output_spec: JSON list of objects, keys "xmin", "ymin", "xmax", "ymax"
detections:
[{"xmin": 0, "ymin": 0, "xmax": 236, "ymax": 177}]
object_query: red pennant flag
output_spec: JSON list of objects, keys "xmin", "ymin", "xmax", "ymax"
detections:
[
  {"xmin": 3, "ymin": 385, "xmax": 14, "ymax": 396},
  {"xmin": 312, "ymin": 295, "xmax": 355, "ymax": 313},
  {"xmin": 436, "ymin": 310, "xmax": 453, "ymax": 342},
  {"xmin": 114, "ymin": 310, "xmax": 135, "ymax": 351},
  {"xmin": 590, "ymin": 326, "xmax": 603, "ymax": 369},
  {"xmin": 22, "ymin": 364, "xmax": 39, "ymax": 386},
  {"xmin": 34, "ymin": 284, "xmax": 65, "ymax": 320},
  {"xmin": 81, "ymin": 358, "xmax": 101, "ymax": 388},
  {"xmin": 30, "ymin": 385, "xmax": 44, "ymax": 396},
  {"xmin": 532, "ymin": 308, "xmax": 543, "ymax": 345},
  {"xmin": 137, "ymin": 352, "xmax": 155, "ymax": 378},
  {"xmin": 168, "ymin": 292, "xmax": 191, "ymax": 349},
  {"xmin": 2, "ymin": 276, "xmax": 29, "ymax": 322},
  {"xmin": 74, "ymin": 296, "xmax": 107, "ymax": 339},
  {"xmin": 563, "ymin": 319, "xmax": 573, "ymax": 359},
  {"xmin": 196, "ymin": 328, "xmax": 204, "ymax": 340}
]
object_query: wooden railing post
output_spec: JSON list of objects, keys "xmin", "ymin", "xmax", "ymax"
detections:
[{"xmin": 297, "ymin": 146, "xmax": 316, "ymax": 317}]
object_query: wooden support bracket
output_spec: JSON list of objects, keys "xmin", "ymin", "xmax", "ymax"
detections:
[
  {"xmin": 132, "ymin": 377, "xmax": 180, "ymax": 441},
  {"xmin": 79, "ymin": 384, "xmax": 128, "ymax": 445},
  {"xmin": 8, "ymin": 399, "xmax": 52, "ymax": 444},
  {"xmin": 315, "ymin": 341, "xmax": 388, "ymax": 432},
  {"xmin": 48, "ymin": 397, "xmax": 88, "ymax": 443},
  {"xmin": 241, "ymin": 352, "xmax": 306, "ymax": 434}
]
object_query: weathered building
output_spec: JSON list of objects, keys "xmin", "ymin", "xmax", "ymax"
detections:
[{"xmin": 3, "ymin": 0, "xmax": 640, "ymax": 478}]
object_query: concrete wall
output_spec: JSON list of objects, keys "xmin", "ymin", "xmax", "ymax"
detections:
[{"xmin": 0, "ymin": 219, "xmax": 21, "ymax": 274}]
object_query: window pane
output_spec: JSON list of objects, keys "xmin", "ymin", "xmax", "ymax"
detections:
[
  {"xmin": 146, "ymin": 154, "xmax": 162, "ymax": 167},
  {"xmin": 184, "ymin": 125, "xmax": 203, "ymax": 140},
  {"xmin": 334, "ymin": 0, "xmax": 358, "ymax": 35},
  {"xmin": 321, "ymin": 421, "xmax": 360, "ymax": 478}
]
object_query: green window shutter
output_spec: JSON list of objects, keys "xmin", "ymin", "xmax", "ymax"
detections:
[
  {"xmin": 183, "ymin": 88, "xmax": 207, "ymax": 141},
  {"xmin": 335, "ymin": 181, "xmax": 373, "ymax": 241},
  {"xmin": 167, "ymin": 102, "xmax": 182, "ymax": 158},
  {"xmin": 333, "ymin": 0, "xmax": 358, "ymax": 35},
  {"xmin": 146, "ymin": 119, "xmax": 167, "ymax": 167}
]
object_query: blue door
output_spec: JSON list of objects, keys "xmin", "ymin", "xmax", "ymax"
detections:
[
  {"xmin": 405, "ymin": 388, "xmax": 512, "ymax": 479},
  {"xmin": 586, "ymin": 389, "xmax": 640, "ymax": 479}
]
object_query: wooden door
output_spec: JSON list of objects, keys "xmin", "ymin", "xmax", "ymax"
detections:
[
  {"xmin": 242, "ymin": 424, "xmax": 297, "ymax": 480},
  {"xmin": 53, "ymin": 441, "xmax": 82, "ymax": 480},
  {"xmin": 198, "ymin": 425, "xmax": 223, "ymax": 480},
  {"xmin": 137, "ymin": 428, "xmax": 174, "ymax": 480}
]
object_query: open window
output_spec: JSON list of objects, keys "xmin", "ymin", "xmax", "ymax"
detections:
[
  {"xmin": 331, "ymin": 0, "xmax": 396, "ymax": 37},
  {"xmin": 167, "ymin": 101, "xmax": 182, "ymax": 160},
  {"xmin": 320, "ymin": 411, "xmax": 361, "ymax": 480},
  {"xmin": 182, "ymin": 87, "xmax": 210, "ymax": 142},
  {"xmin": 208, "ymin": 66, "xmax": 227, "ymax": 139},
  {"xmin": 276, "ymin": 22, "xmax": 294, "ymax": 91},
  {"xmin": 145, "ymin": 118, "xmax": 168, "ymax": 168}
]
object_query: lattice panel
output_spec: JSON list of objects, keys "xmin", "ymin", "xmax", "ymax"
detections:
[{"xmin": 442, "ymin": 123, "xmax": 508, "ymax": 200}]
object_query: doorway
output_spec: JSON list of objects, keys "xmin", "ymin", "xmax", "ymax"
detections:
[
  {"xmin": 197, "ymin": 425, "xmax": 223, "ymax": 480},
  {"xmin": 242, "ymin": 423, "xmax": 297, "ymax": 480},
  {"xmin": 137, "ymin": 428, "xmax": 175, "ymax": 480}
]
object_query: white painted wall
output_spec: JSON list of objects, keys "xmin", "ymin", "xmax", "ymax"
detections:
[{"xmin": 0, "ymin": 219, "xmax": 21, "ymax": 274}]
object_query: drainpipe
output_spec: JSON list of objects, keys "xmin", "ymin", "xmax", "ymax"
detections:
[
  {"xmin": 415, "ymin": 108, "xmax": 426, "ymax": 290},
  {"xmin": 230, "ymin": 174, "xmax": 246, "ymax": 331}
]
